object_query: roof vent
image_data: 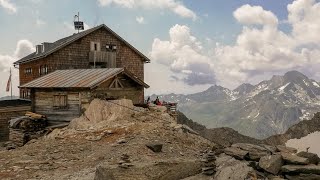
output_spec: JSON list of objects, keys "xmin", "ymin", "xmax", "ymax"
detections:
[{"xmin": 36, "ymin": 45, "xmax": 43, "ymax": 54}]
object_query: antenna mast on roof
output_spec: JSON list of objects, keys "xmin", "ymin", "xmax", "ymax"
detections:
[{"xmin": 74, "ymin": 12, "xmax": 84, "ymax": 33}]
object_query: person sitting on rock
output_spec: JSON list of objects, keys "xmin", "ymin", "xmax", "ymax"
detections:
[{"xmin": 155, "ymin": 96, "xmax": 162, "ymax": 106}]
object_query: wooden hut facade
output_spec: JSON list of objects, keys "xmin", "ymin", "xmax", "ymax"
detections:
[
  {"xmin": 20, "ymin": 68, "xmax": 149, "ymax": 125},
  {"xmin": 13, "ymin": 24, "xmax": 150, "ymax": 99}
]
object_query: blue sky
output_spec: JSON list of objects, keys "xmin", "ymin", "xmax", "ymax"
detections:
[{"xmin": 1, "ymin": 0, "xmax": 320, "ymax": 97}]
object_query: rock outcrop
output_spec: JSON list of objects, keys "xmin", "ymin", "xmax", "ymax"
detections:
[
  {"xmin": 213, "ymin": 143, "xmax": 320, "ymax": 179},
  {"xmin": 259, "ymin": 154, "xmax": 283, "ymax": 175}
]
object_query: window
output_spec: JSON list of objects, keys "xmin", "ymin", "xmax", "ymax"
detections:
[
  {"xmin": 22, "ymin": 90, "xmax": 30, "ymax": 99},
  {"xmin": 24, "ymin": 68, "xmax": 32, "ymax": 75},
  {"xmin": 90, "ymin": 41, "xmax": 101, "ymax": 51},
  {"xmin": 39, "ymin": 65, "xmax": 48, "ymax": 76},
  {"xmin": 53, "ymin": 95, "xmax": 67, "ymax": 109},
  {"xmin": 106, "ymin": 44, "xmax": 117, "ymax": 52}
]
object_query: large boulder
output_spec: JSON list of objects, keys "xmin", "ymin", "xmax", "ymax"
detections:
[
  {"xmin": 281, "ymin": 153, "xmax": 309, "ymax": 165},
  {"xmin": 259, "ymin": 144, "xmax": 277, "ymax": 154},
  {"xmin": 214, "ymin": 154, "xmax": 257, "ymax": 180},
  {"xmin": 297, "ymin": 151, "xmax": 320, "ymax": 165},
  {"xmin": 223, "ymin": 147, "xmax": 248, "ymax": 160},
  {"xmin": 69, "ymin": 99, "xmax": 134, "ymax": 130},
  {"xmin": 231, "ymin": 143, "xmax": 271, "ymax": 161},
  {"xmin": 276, "ymin": 145, "xmax": 297, "ymax": 154},
  {"xmin": 258, "ymin": 154, "xmax": 283, "ymax": 175},
  {"xmin": 281, "ymin": 165, "xmax": 320, "ymax": 175}
]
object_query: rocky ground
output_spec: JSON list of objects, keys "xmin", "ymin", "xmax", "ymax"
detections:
[
  {"xmin": 0, "ymin": 99, "xmax": 213, "ymax": 180},
  {"xmin": 1, "ymin": 99, "xmax": 320, "ymax": 180}
]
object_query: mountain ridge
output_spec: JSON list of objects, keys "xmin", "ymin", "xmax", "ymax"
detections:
[{"xmin": 150, "ymin": 70, "xmax": 320, "ymax": 139}]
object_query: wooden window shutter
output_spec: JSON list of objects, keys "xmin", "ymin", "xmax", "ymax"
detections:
[
  {"xmin": 97, "ymin": 42, "xmax": 101, "ymax": 51},
  {"xmin": 90, "ymin": 41, "xmax": 95, "ymax": 51}
]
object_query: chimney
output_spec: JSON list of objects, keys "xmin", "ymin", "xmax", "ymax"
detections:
[
  {"xmin": 42, "ymin": 42, "xmax": 52, "ymax": 53},
  {"xmin": 36, "ymin": 45, "xmax": 43, "ymax": 54}
]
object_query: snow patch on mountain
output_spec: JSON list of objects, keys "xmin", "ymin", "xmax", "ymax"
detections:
[
  {"xmin": 223, "ymin": 89, "xmax": 238, "ymax": 101},
  {"xmin": 312, "ymin": 81, "xmax": 320, "ymax": 87},
  {"xmin": 278, "ymin": 82, "xmax": 290, "ymax": 92},
  {"xmin": 248, "ymin": 82, "xmax": 269, "ymax": 97},
  {"xmin": 300, "ymin": 109, "xmax": 311, "ymax": 120},
  {"xmin": 303, "ymin": 79, "xmax": 310, "ymax": 86}
]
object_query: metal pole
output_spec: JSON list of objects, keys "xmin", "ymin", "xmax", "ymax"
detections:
[
  {"xmin": 10, "ymin": 67, "xmax": 12, "ymax": 99},
  {"xmin": 78, "ymin": 12, "xmax": 80, "ymax": 34}
]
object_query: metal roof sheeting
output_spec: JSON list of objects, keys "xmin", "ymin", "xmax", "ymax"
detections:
[{"xmin": 20, "ymin": 68, "xmax": 149, "ymax": 89}]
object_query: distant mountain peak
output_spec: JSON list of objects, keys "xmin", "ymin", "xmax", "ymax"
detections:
[
  {"xmin": 207, "ymin": 85, "xmax": 224, "ymax": 90},
  {"xmin": 284, "ymin": 70, "xmax": 308, "ymax": 80},
  {"xmin": 234, "ymin": 83, "xmax": 255, "ymax": 95}
]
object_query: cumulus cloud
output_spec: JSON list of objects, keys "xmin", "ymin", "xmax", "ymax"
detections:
[
  {"xmin": 288, "ymin": 0, "xmax": 320, "ymax": 45},
  {"xmin": 0, "ymin": 40, "xmax": 34, "ymax": 97},
  {"xmin": 150, "ymin": 0, "xmax": 320, "ymax": 89},
  {"xmin": 0, "ymin": 0, "xmax": 17, "ymax": 13},
  {"xmin": 213, "ymin": 1, "xmax": 320, "ymax": 88},
  {"xmin": 150, "ymin": 24, "xmax": 215, "ymax": 85},
  {"xmin": 136, "ymin": 16, "xmax": 145, "ymax": 24},
  {"xmin": 233, "ymin": 4, "xmax": 278, "ymax": 27},
  {"xmin": 97, "ymin": 0, "xmax": 197, "ymax": 20},
  {"xmin": 0, "ymin": 55, "xmax": 14, "ymax": 72},
  {"xmin": 0, "ymin": 40, "xmax": 35, "ymax": 72}
]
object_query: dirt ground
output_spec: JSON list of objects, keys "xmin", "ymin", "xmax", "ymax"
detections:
[{"xmin": 0, "ymin": 99, "xmax": 214, "ymax": 180}]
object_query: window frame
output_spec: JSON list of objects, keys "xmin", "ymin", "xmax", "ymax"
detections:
[
  {"xmin": 39, "ymin": 65, "xmax": 49, "ymax": 76},
  {"xmin": 24, "ymin": 68, "xmax": 32, "ymax": 75},
  {"xmin": 53, "ymin": 94, "xmax": 68, "ymax": 110}
]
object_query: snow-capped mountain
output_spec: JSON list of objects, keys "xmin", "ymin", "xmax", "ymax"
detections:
[{"xmin": 150, "ymin": 71, "xmax": 320, "ymax": 139}]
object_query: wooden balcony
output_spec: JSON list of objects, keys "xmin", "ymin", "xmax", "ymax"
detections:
[{"xmin": 89, "ymin": 51, "xmax": 116, "ymax": 68}]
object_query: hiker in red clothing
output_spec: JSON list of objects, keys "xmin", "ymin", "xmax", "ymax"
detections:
[{"xmin": 155, "ymin": 96, "xmax": 162, "ymax": 106}]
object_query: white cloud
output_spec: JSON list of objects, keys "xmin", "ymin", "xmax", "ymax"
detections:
[
  {"xmin": 136, "ymin": 16, "xmax": 145, "ymax": 24},
  {"xmin": 233, "ymin": 4, "xmax": 278, "ymax": 27},
  {"xmin": 213, "ymin": 1, "xmax": 320, "ymax": 88},
  {"xmin": 14, "ymin": 40, "xmax": 35, "ymax": 59},
  {"xmin": 0, "ymin": 0, "xmax": 17, "ymax": 13},
  {"xmin": 0, "ymin": 40, "xmax": 35, "ymax": 97},
  {"xmin": 149, "ymin": 0, "xmax": 320, "ymax": 90},
  {"xmin": 150, "ymin": 24, "xmax": 215, "ymax": 85},
  {"xmin": 97, "ymin": 0, "xmax": 197, "ymax": 20},
  {"xmin": 288, "ymin": 0, "xmax": 320, "ymax": 45}
]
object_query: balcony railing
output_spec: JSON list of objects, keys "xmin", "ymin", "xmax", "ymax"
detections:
[{"xmin": 89, "ymin": 51, "xmax": 116, "ymax": 68}]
